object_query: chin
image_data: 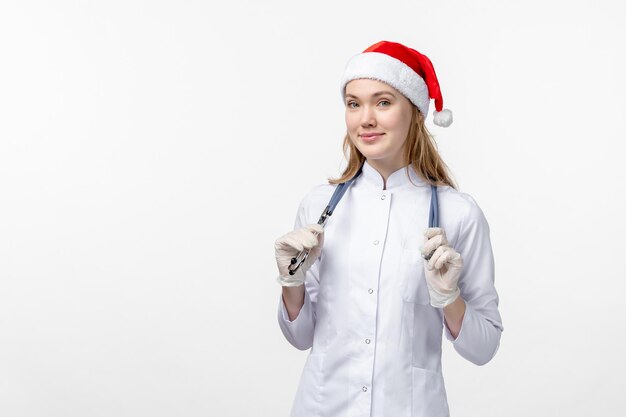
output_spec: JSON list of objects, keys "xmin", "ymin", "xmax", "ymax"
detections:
[{"xmin": 361, "ymin": 151, "xmax": 387, "ymax": 159}]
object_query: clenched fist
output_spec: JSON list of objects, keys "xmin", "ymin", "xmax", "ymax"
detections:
[
  {"xmin": 274, "ymin": 224, "xmax": 324, "ymax": 287},
  {"xmin": 420, "ymin": 227, "xmax": 463, "ymax": 308}
]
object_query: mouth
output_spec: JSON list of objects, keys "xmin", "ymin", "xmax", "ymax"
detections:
[{"xmin": 360, "ymin": 133, "xmax": 384, "ymax": 143}]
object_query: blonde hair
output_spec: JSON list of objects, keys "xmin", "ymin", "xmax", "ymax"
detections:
[{"xmin": 328, "ymin": 105, "xmax": 458, "ymax": 190}]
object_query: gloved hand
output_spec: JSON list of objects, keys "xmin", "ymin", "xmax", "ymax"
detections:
[
  {"xmin": 419, "ymin": 227, "xmax": 463, "ymax": 308},
  {"xmin": 275, "ymin": 224, "xmax": 324, "ymax": 287}
]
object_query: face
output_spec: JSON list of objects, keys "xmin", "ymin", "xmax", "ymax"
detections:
[{"xmin": 344, "ymin": 78, "xmax": 413, "ymax": 169}]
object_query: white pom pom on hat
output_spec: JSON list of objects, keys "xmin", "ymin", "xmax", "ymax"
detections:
[
  {"xmin": 433, "ymin": 108, "xmax": 453, "ymax": 127},
  {"xmin": 340, "ymin": 40, "xmax": 453, "ymax": 127}
]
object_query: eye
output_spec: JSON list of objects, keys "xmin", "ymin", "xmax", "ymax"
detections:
[
  {"xmin": 378, "ymin": 100, "xmax": 391, "ymax": 106},
  {"xmin": 346, "ymin": 101, "xmax": 359, "ymax": 108}
]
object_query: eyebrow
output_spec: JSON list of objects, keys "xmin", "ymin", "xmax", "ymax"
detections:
[{"xmin": 345, "ymin": 91, "xmax": 397, "ymax": 99}]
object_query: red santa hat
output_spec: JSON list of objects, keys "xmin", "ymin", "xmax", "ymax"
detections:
[{"xmin": 340, "ymin": 40, "xmax": 453, "ymax": 127}]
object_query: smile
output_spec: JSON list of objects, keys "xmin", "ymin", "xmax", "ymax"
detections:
[{"xmin": 360, "ymin": 133, "xmax": 384, "ymax": 143}]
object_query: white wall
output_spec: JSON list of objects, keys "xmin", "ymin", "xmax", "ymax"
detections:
[{"xmin": 1, "ymin": 1, "xmax": 625, "ymax": 416}]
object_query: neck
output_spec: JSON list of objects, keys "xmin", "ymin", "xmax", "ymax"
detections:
[{"xmin": 366, "ymin": 158, "xmax": 408, "ymax": 190}]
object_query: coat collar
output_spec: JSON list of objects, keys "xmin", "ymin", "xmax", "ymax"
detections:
[{"xmin": 360, "ymin": 159, "xmax": 426, "ymax": 190}]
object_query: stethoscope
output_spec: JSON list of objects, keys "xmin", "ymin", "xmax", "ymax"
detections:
[{"xmin": 288, "ymin": 162, "xmax": 439, "ymax": 275}]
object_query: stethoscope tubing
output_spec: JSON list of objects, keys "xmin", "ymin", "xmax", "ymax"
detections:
[{"xmin": 288, "ymin": 163, "xmax": 439, "ymax": 275}]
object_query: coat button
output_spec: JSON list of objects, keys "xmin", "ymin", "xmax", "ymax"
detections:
[
  {"xmin": 365, "ymin": 338, "xmax": 371, "ymax": 344},
  {"xmin": 368, "ymin": 288, "xmax": 374, "ymax": 294},
  {"xmin": 373, "ymin": 240, "xmax": 379, "ymax": 245},
  {"xmin": 381, "ymin": 194, "xmax": 386, "ymax": 200},
  {"xmin": 362, "ymin": 386, "xmax": 368, "ymax": 392}
]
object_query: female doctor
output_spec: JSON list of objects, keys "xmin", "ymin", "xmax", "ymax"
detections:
[{"xmin": 274, "ymin": 41, "xmax": 503, "ymax": 417}]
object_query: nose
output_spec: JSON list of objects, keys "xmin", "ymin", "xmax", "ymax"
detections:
[{"xmin": 360, "ymin": 105, "xmax": 376, "ymax": 127}]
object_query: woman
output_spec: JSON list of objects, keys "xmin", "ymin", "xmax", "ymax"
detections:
[{"xmin": 274, "ymin": 40, "xmax": 503, "ymax": 417}]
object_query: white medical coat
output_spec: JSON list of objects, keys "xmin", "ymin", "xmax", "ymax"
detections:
[{"xmin": 277, "ymin": 160, "xmax": 503, "ymax": 417}]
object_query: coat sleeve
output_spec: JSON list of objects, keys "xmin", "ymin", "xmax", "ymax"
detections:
[
  {"xmin": 444, "ymin": 196, "xmax": 504, "ymax": 365},
  {"xmin": 276, "ymin": 192, "xmax": 320, "ymax": 351}
]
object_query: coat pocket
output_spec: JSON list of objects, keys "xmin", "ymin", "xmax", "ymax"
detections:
[
  {"xmin": 400, "ymin": 248, "xmax": 430, "ymax": 305},
  {"xmin": 290, "ymin": 353, "xmax": 325, "ymax": 417},
  {"xmin": 411, "ymin": 367, "xmax": 449, "ymax": 417},
  {"xmin": 409, "ymin": 300, "xmax": 444, "ymax": 371}
]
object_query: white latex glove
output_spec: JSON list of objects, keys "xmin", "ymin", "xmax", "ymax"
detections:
[
  {"xmin": 419, "ymin": 227, "xmax": 463, "ymax": 308},
  {"xmin": 274, "ymin": 224, "xmax": 324, "ymax": 287}
]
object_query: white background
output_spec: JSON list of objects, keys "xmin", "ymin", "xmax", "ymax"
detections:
[{"xmin": 1, "ymin": 1, "xmax": 625, "ymax": 416}]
